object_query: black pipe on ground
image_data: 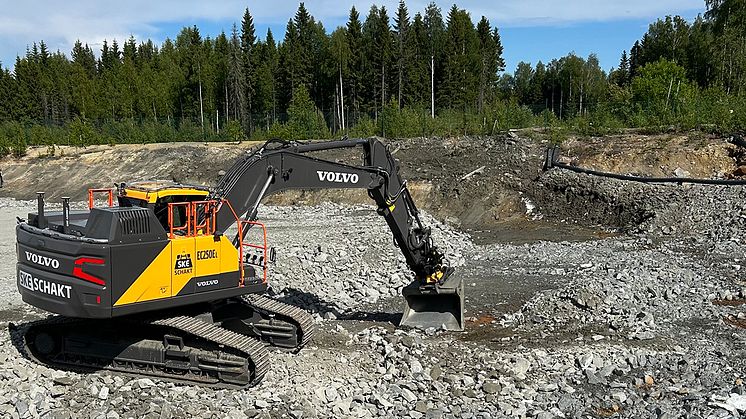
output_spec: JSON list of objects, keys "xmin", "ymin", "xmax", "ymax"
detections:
[{"xmin": 544, "ymin": 142, "xmax": 746, "ymax": 186}]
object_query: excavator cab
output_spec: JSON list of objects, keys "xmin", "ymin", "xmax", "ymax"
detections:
[{"xmin": 114, "ymin": 181, "xmax": 211, "ymax": 232}]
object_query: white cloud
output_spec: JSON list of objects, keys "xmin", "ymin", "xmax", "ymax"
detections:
[{"xmin": 0, "ymin": 0, "xmax": 705, "ymax": 67}]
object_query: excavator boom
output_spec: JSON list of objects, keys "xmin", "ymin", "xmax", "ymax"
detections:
[{"xmin": 210, "ymin": 138, "xmax": 464, "ymax": 331}]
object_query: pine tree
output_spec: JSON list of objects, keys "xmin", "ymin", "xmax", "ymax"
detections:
[
  {"xmin": 346, "ymin": 7, "xmax": 364, "ymax": 116},
  {"xmin": 423, "ymin": 2, "xmax": 446, "ymax": 112},
  {"xmin": 329, "ymin": 27, "xmax": 350, "ymax": 131},
  {"xmin": 255, "ymin": 29, "xmax": 280, "ymax": 125},
  {"xmin": 613, "ymin": 50, "xmax": 630, "ymax": 87},
  {"xmin": 293, "ymin": 3, "xmax": 314, "ymax": 90},
  {"xmin": 362, "ymin": 5, "xmax": 394, "ymax": 117},
  {"xmin": 240, "ymin": 8, "xmax": 257, "ymax": 132},
  {"xmin": 476, "ymin": 16, "xmax": 502, "ymax": 111},
  {"xmin": 629, "ymin": 40, "xmax": 642, "ymax": 80},
  {"xmin": 227, "ymin": 24, "xmax": 247, "ymax": 127},
  {"xmin": 71, "ymin": 41, "xmax": 96, "ymax": 77},
  {"xmin": 405, "ymin": 13, "xmax": 429, "ymax": 105},
  {"xmin": 214, "ymin": 31, "xmax": 230, "ymax": 126},
  {"xmin": 394, "ymin": 0, "xmax": 410, "ymax": 108},
  {"xmin": 441, "ymin": 5, "xmax": 479, "ymax": 110},
  {"xmin": 278, "ymin": 19, "xmax": 299, "ymax": 112}
]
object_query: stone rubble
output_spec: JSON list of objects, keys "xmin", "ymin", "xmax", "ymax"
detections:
[{"xmin": 0, "ymin": 164, "xmax": 744, "ymax": 418}]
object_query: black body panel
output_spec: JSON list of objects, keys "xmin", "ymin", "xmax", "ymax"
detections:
[
  {"xmin": 17, "ymin": 264, "xmax": 110, "ymax": 318},
  {"xmin": 109, "ymin": 240, "xmax": 169, "ymax": 303},
  {"xmin": 112, "ymin": 282, "xmax": 267, "ymax": 316}
]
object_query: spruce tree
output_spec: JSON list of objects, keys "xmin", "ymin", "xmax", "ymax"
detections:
[
  {"xmin": 394, "ymin": 0, "xmax": 410, "ymax": 108},
  {"xmin": 476, "ymin": 16, "xmax": 501, "ymax": 111},
  {"xmin": 227, "ymin": 24, "xmax": 247, "ymax": 127},
  {"xmin": 346, "ymin": 7, "xmax": 364, "ymax": 116},
  {"xmin": 629, "ymin": 40, "xmax": 642, "ymax": 80},
  {"xmin": 442, "ymin": 5, "xmax": 479, "ymax": 110},
  {"xmin": 423, "ymin": 2, "xmax": 446, "ymax": 112},
  {"xmin": 240, "ymin": 8, "xmax": 257, "ymax": 131}
]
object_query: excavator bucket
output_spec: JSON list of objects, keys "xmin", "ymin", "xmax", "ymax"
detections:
[{"xmin": 400, "ymin": 274, "xmax": 465, "ymax": 331}]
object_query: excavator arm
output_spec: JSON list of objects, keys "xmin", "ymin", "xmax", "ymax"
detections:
[{"xmin": 208, "ymin": 138, "xmax": 464, "ymax": 331}]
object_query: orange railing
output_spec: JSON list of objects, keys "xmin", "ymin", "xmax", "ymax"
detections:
[
  {"xmin": 88, "ymin": 188, "xmax": 115, "ymax": 209},
  {"xmin": 237, "ymin": 220, "xmax": 268, "ymax": 284},
  {"xmin": 167, "ymin": 202, "xmax": 193, "ymax": 238},
  {"xmin": 191, "ymin": 200, "xmax": 218, "ymax": 236},
  {"xmin": 166, "ymin": 199, "xmax": 268, "ymax": 285}
]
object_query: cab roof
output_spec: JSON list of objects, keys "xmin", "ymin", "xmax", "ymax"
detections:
[{"xmin": 122, "ymin": 181, "xmax": 209, "ymax": 203}]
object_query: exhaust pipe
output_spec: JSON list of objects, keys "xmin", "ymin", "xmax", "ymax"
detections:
[
  {"xmin": 400, "ymin": 272, "xmax": 465, "ymax": 332},
  {"xmin": 62, "ymin": 197, "xmax": 70, "ymax": 232},
  {"xmin": 36, "ymin": 192, "xmax": 47, "ymax": 228}
]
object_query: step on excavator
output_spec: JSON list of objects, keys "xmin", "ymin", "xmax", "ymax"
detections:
[{"xmin": 12, "ymin": 137, "xmax": 464, "ymax": 388}]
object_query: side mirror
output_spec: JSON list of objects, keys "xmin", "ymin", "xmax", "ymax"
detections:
[
  {"xmin": 213, "ymin": 231, "xmax": 222, "ymax": 242},
  {"xmin": 269, "ymin": 247, "xmax": 277, "ymax": 264}
]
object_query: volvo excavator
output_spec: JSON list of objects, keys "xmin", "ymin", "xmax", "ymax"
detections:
[{"xmin": 12, "ymin": 137, "xmax": 464, "ymax": 388}]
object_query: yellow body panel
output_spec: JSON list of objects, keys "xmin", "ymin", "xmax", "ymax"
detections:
[
  {"xmin": 194, "ymin": 235, "xmax": 221, "ymax": 277},
  {"xmin": 171, "ymin": 237, "xmax": 196, "ymax": 296},
  {"xmin": 220, "ymin": 235, "xmax": 240, "ymax": 274},
  {"xmin": 113, "ymin": 246, "xmax": 172, "ymax": 306},
  {"xmin": 114, "ymin": 234, "xmax": 240, "ymax": 307},
  {"xmin": 124, "ymin": 187, "xmax": 209, "ymax": 204}
]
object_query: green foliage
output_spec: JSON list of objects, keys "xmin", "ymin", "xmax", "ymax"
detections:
[
  {"xmin": 347, "ymin": 115, "xmax": 377, "ymax": 137},
  {"xmin": 285, "ymin": 86, "xmax": 329, "ymax": 140},
  {"xmin": 68, "ymin": 117, "xmax": 97, "ymax": 146},
  {"xmin": 0, "ymin": 1, "xmax": 744, "ymax": 144},
  {"xmin": 630, "ymin": 59, "xmax": 696, "ymax": 127},
  {"xmin": 225, "ymin": 120, "xmax": 244, "ymax": 142}
]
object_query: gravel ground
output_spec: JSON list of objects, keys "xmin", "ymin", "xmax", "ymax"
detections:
[{"xmin": 1, "ymin": 167, "xmax": 746, "ymax": 419}]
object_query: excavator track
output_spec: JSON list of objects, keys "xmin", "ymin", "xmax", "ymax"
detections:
[
  {"xmin": 10, "ymin": 294, "xmax": 314, "ymax": 388},
  {"xmin": 11, "ymin": 313, "xmax": 270, "ymax": 389},
  {"xmin": 240, "ymin": 294, "xmax": 316, "ymax": 349}
]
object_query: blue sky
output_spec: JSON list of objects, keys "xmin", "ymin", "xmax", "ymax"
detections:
[{"xmin": 0, "ymin": 0, "xmax": 707, "ymax": 74}]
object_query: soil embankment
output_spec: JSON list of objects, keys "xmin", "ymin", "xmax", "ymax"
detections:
[
  {"xmin": 0, "ymin": 132, "xmax": 740, "ymax": 232},
  {"xmin": 0, "ymin": 137, "xmax": 541, "ymax": 231}
]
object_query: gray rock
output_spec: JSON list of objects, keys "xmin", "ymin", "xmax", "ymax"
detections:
[
  {"xmin": 483, "ymin": 381, "xmax": 500, "ymax": 394},
  {"xmin": 586, "ymin": 370, "xmax": 607, "ymax": 385},
  {"xmin": 414, "ymin": 401, "xmax": 428, "ymax": 413},
  {"xmin": 401, "ymin": 388, "xmax": 417, "ymax": 403},
  {"xmin": 674, "ymin": 167, "xmax": 691, "ymax": 178},
  {"xmin": 15, "ymin": 400, "xmax": 28, "ymax": 417},
  {"xmin": 429, "ymin": 365, "xmax": 442, "ymax": 381},
  {"xmin": 136, "ymin": 378, "xmax": 155, "ymax": 389},
  {"xmin": 325, "ymin": 387, "xmax": 339, "ymax": 402},
  {"xmin": 577, "ymin": 354, "xmax": 593, "ymax": 369},
  {"xmin": 53, "ymin": 376, "xmax": 75, "ymax": 386},
  {"xmin": 511, "ymin": 357, "xmax": 530, "ymax": 376}
]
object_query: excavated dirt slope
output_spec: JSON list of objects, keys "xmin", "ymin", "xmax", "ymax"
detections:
[{"xmin": 0, "ymin": 136, "xmax": 540, "ymax": 230}]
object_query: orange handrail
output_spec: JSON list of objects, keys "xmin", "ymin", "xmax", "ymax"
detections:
[
  {"xmin": 164, "ymin": 198, "xmax": 269, "ymax": 285},
  {"xmin": 237, "ymin": 220, "xmax": 268, "ymax": 285},
  {"xmin": 88, "ymin": 188, "xmax": 114, "ymax": 209},
  {"xmin": 167, "ymin": 202, "xmax": 192, "ymax": 238},
  {"xmin": 191, "ymin": 200, "xmax": 217, "ymax": 236}
]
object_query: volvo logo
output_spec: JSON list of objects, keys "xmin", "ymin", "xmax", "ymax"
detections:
[
  {"xmin": 25, "ymin": 251, "xmax": 60, "ymax": 269},
  {"xmin": 316, "ymin": 171, "xmax": 359, "ymax": 184}
]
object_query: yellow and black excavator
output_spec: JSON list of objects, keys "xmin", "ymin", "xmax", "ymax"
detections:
[{"xmin": 13, "ymin": 137, "xmax": 464, "ymax": 388}]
